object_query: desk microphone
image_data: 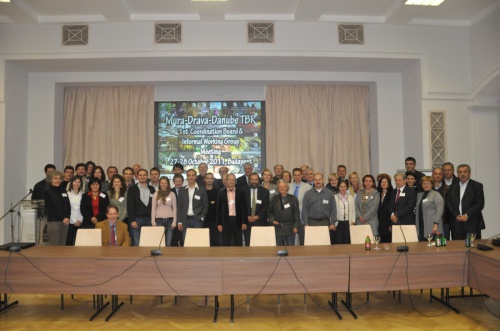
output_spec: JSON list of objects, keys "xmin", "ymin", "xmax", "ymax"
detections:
[
  {"xmin": 476, "ymin": 233, "xmax": 499, "ymax": 251},
  {"xmin": 396, "ymin": 220, "xmax": 409, "ymax": 252},
  {"xmin": 151, "ymin": 224, "xmax": 168, "ymax": 256},
  {"xmin": 277, "ymin": 220, "xmax": 289, "ymax": 256}
]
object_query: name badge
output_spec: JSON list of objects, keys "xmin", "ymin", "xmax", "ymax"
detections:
[
  {"xmin": 256, "ymin": 199, "xmax": 262, "ymax": 204},
  {"xmin": 400, "ymin": 193, "xmax": 406, "ymax": 197},
  {"xmin": 100, "ymin": 193, "xmax": 106, "ymax": 198},
  {"xmin": 62, "ymin": 193, "xmax": 68, "ymax": 197},
  {"xmin": 229, "ymin": 200, "xmax": 235, "ymax": 205},
  {"xmin": 118, "ymin": 197, "xmax": 124, "ymax": 203},
  {"xmin": 270, "ymin": 190, "xmax": 275, "ymax": 194},
  {"xmin": 284, "ymin": 203, "xmax": 290, "ymax": 209},
  {"xmin": 194, "ymin": 195, "xmax": 200, "ymax": 200},
  {"xmin": 166, "ymin": 197, "xmax": 171, "ymax": 202},
  {"xmin": 422, "ymin": 198, "xmax": 429, "ymax": 203},
  {"xmin": 323, "ymin": 199, "xmax": 329, "ymax": 204}
]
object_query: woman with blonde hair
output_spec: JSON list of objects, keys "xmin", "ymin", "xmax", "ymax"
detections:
[{"xmin": 261, "ymin": 168, "xmax": 277, "ymax": 201}]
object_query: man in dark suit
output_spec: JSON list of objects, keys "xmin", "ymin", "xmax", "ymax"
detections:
[
  {"xmin": 216, "ymin": 174, "xmax": 247, "ymax": 246},
  {"xmin": 127, "ymin": 169, "xmax": 155, "ymax": 246},
  {"xmin": 442, "ymin": 162, "xmax": 460, "ymax": 187},
  {"xmin": 243, "ymin": 172, "xmax": 269, "ymax": 246},
  {"xmin": 170, "ymin": 174, "xmax": 185, "ymax": 246},
  {"xmin": 269, "ymin": 180, "xmax": 301, "ymax": 246},
  {"xmin": 389, "ymin": 173, "xmax": 417, "ymax": 226},
  {"xmin": 177, "ymin": 169, "xmax": 209, "ymax": 242},
  {"xmin": 236, "ymin": 162, "xmax": 253, "ymax": 189},
  {"xmin": 446, "ymin": 164, "xmax": 485, "ymax": 240},
  {"xmin": 95, "ymin": 205, "xmax": 131, "ymax": 246}
]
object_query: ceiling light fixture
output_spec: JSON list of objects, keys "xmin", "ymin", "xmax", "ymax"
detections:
[
  {"xmin": 0, "ymin": 0, "xmax": 12, "ymax": 3},
  {"xmin": 405, "ymin": 0, "xmax": 445, "ymax": 6}
]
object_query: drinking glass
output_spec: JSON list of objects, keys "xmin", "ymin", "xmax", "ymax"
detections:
[
  {"xmin": 373, "ymin": 235, "xmax": 380, "ymax": 250},
  {"xmin": 426, "ymin": 233, "xmax": 434, "ymax": 246}
]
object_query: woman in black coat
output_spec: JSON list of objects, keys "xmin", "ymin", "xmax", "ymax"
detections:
[
  {"xmin": 377, "ymin": 174, "xmax": 394, "ymax": 243},
  {"xmin": 80, "ymin": 177, "xmax": 109, "ymax": 229}
]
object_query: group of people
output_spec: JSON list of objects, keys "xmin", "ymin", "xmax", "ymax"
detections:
[{"xmin": 33, "ymin": 157, "xmax": 485, "ymax": 247}]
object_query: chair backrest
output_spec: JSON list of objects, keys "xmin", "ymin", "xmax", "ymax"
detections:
[
  {"xmin": 184, "ymin": 228, "xmax": 210, "ymax": 247},
  {"xmin": 304, "ymin": 226, "xmax": 331, "ymax": 246},
  {"xmin": 250, "ymin": 226, "xmax": 276, "ymax": 246},
  {"xmin": 75, "ymin": 229, "xmax": 102, "ymax": 246},
  {"xmin": 139, "ymin": 226, "xmax": 166, "ymax": 247},
  {"xmin": 392, "ymin": 225, "xmax": 419, "ymax": 243},
  {"xmin": 350, "ymin": 225, "xmax": 374, "ymax": 244}
]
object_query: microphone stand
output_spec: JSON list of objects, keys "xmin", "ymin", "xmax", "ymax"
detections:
[
  {"xmin": 0, "ymin": 190, "xmax": 33, "ymax": 251},
  {"xmin": 277, "ymin": 199, "xmax": 289, "ymax": 256}
]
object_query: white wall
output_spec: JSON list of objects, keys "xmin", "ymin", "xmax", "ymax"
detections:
[
  {"xmin": 2, "ymin": 62, "xmax": 29, "ymax": 242},
  {"xmin": 469, "ymin": 6, "xmax": 500, "ymax": 93},
  {"xmin": 0, "ymin": 21, "xmax": 472, "ymax": 95},
  {"xmin": 401, "ymin": 61, "xmax": 423, "ymax": 164}
]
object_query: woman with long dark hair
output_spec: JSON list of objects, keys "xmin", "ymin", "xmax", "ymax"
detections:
[
  {"xmin": 66, "ymin": 175, "xmax": 83, "ymax": 245},
  {"xmin": 151, "ymin": 176, "xmax": 177, "ymax": 246},
  {"xmin": 80, "ymin": 177, "xmax": 109, "ymax": 228},
  {"xmin": 377, "ymin": 173, "xmax": 394, "ymax": 243}
]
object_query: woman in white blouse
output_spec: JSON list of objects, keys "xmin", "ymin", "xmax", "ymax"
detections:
[
  {"xmin": 66, "ymin": 175, "xmax": 83, "ymax": 245},
  {"xmin": 334, "ymin": 181, "xmax": 355, "ymax": 244},
  {"xmin": 151, "ymin": 177, "xmax": 177, "ymax": 246}
]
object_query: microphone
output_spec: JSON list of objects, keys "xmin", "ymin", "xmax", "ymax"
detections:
[
  {"xmin": 276, "ymin": 198, "xmax": 289, "ymax": 256},
  {"xmin": 476, "ymin": 233, "xmax": 499, "ymax": 251},
  {"xmin": 151, "ymin": 221, "xmax": 168, "ymax": 256},
  {"xmin": 277, "ymin": 220, "xmax": 289, "ymax": 256},
  {"xmin": 396, "ymin": 219, "xmax": 409, "ymax": 252}
]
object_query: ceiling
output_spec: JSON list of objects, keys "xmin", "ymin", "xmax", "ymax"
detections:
[{"xmin": 1, "ymin": 0, "xmax": 499, "ymax": 27}]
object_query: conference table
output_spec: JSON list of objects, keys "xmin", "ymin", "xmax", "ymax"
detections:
[{"xmin": 0, "ymin": 241, "xmax": 498, "ymax": 322}]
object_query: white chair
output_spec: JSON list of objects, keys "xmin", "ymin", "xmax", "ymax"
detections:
[
  {"xmin": 392, "ymin": 225, "xmax": 418, "ymax": 243},
  {"xmin": 184, "ymin": 228, "xmax": 210, "ymax": 247},
  {"xmin": 349, "ymin": 225, "xmax": 374, "ymax": 244},
  {"xmin": 139, "ymin": 226, "xmax": 166, "ymax": 247},
  {"xmin": 250, "ymin": 226, "xmax": 276, "ymax": 246},
  {"xmin": 75, "ymin": 229, "xmax": 102, "ymax": 247},
  {"xmin": 304, "ymin": 226, "xmax": 331, "ymax": 246}
]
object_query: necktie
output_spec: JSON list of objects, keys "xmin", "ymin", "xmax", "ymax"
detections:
[
  {"xmin": 294, "ymin": 184, "xmax": 299, "ymax": 197},
  {"xmin": 251, "ymin": 189, "xmax": 256, "ymax": 216},
  {"xmin": 110, "ymin": 224, "xmax": 116, "ymax": 246},
  {"xmin": 395, "ymin": 188, "xmax": 401, "ymax": 203}
]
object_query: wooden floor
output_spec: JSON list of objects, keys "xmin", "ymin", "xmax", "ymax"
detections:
[{"xmin": 1, "ymin": 289, "xmax": 498, "ymax": 330}]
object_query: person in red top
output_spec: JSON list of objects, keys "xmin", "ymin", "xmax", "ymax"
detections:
[{"xmin": 80, "ymin": 177, "xmax": 110, "ymax": 229}]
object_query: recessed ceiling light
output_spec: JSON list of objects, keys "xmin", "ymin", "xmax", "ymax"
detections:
[{"xmin": 405, "ymin": 0, "xmax": 445, "ymax": 6}]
